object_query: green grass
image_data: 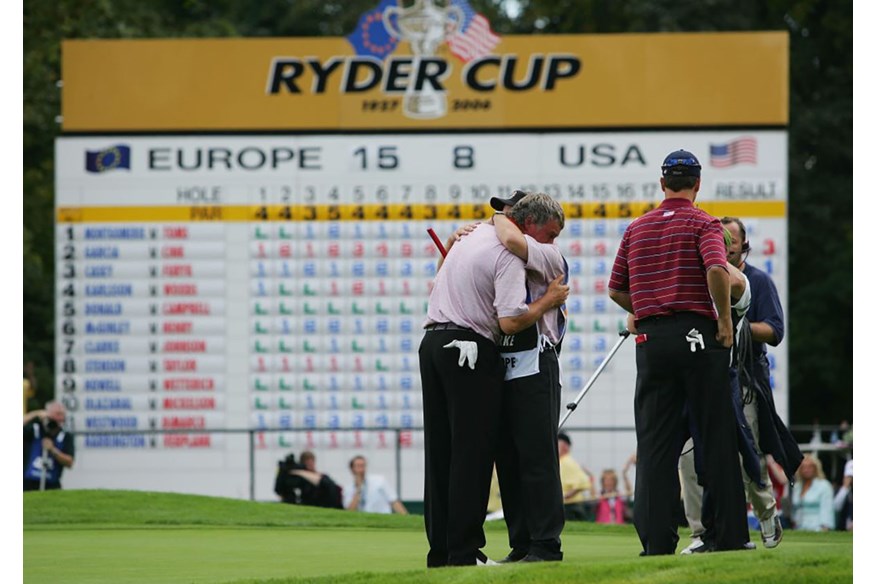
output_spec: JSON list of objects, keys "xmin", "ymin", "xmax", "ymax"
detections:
[{"xmin": 24, "ymin": 490, "xmax": 853, "ymax": 584}]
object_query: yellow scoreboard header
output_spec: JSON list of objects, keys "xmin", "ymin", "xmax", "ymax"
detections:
[{"xmin": 61, "ymin": 31, "xmax": 788, "ymax": 132}]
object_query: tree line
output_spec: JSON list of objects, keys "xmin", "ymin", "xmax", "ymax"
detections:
[{"xmin": 23, "ymin": 0, "xmax": 852, "ymax": 424}]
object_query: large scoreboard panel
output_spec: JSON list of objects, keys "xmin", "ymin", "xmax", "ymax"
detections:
[{"xmin": 55, "ymin": 132, "xmax": 787, "ymax": 500}]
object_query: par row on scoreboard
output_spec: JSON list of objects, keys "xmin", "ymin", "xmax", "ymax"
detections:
[{"xmin": 56, "ymin": 200, "xmax": 785, "ymax": 224}]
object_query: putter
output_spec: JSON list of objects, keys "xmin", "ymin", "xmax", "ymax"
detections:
[{"xmin": 559, "ymin": 330, "xmax": 631, "ymax": 429}]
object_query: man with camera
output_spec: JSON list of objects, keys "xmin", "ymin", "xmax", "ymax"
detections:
[
  {"xmin": 24, "ymin": 401, "xmax": 75, "ymax": 491},
  {"xmin": 274, "ymin": 451, "xmax": 343, "ymax": 509}
]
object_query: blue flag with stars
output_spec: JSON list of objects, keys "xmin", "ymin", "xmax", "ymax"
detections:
[
  {"xmin": 347, "ymin": 0, "xmax": 400, "ymax": 60},
  {"xmin": 85, "ymin": 145, "xmax": 131, "ymax": 173}
]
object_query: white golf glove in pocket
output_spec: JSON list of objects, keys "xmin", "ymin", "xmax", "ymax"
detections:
[
  {"xmin": 685, "ymin": 328, "xmax": 705, "ymax": 352},
  {"xmin": 443, "ymin": 340, "xmax": 479, "ymax": 370}
]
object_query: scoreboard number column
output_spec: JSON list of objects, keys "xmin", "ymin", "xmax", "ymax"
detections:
[{"xmin": 60, "ymin": 225, "xmax": 78, "ymax": 421}]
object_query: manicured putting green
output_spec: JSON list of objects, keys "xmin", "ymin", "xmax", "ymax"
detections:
[{"xmin": 24, "ymin": 491, "xmax": 853, "ymax": 584}]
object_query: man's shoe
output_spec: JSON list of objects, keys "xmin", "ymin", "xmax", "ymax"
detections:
[
  {"xmin": 497, "ymin": 549, "xmax": 528, "ymax": 564},
  {"xmin": 689, "ymin": 539, "xmax": 717, "ymax": 554},
  {"xmin": 519, "ymin": 552, "xmax": 562, "ymax": 562},
  {"xmin": 476, "ymin": 550, "xmax": 499, "ymax": 566},
  {"xmin": 761, "ymin": 515, "xmax": 783, "ymax": 549},
  {"xmin": 680, "ymin": 538, "xmax": 708, "ymax": 555},
  {"xmin": 683, "ymin": 538, "xmax": 754, "ymax": 555}
]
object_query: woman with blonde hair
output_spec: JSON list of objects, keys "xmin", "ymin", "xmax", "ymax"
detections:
[
  {"xmin": 594, "ymin": 468, "xmax": 632, "ymax": 524},
  {"xmin": 791, "ymin": 454, "xmax": 835, "ymax": 531}
]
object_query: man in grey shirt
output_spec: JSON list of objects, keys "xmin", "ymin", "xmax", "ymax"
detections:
[
  {"xmin": 420, "ymin": 219, "xmax": 568, "ymax": 567},
  {"xmin": 491, "ymin": 191, "xmax": 568, "ymax": 562}
]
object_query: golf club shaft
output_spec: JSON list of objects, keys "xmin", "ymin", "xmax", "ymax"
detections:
[
  {"xmin": 427, "ymin": 228, "xmax": 447, "ymax": 258},
  {"xmin": 40, "ymin": 445, "xmax": 47, "ymax": 491},
  {"xmin": 559, "ymin": 330, "xmax": 631, "ymax": 429}
]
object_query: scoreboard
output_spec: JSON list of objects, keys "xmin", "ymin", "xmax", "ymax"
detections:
[{"xmin": 55, "ymin": 131, "xmax": 787, "ymax": 499}]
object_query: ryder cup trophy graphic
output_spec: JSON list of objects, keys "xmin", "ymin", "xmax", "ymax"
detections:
[{"xmin": 383, "ymin": 0, "xmax": 463, "ymax": 119}]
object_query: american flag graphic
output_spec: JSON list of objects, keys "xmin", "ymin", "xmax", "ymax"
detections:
[
  {"xmin": 709, "ymin": 137, "xmax": 758, "ymax": 167},
  {"xmin": 447, "ymin": 0, "xmax": 501, "ymax": 63}
]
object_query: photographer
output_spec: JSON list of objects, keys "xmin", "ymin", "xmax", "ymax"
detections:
[
  {"xmin": 24, "ymin": 401, "xmax": 74, "ymax": 491},
  {"xmin": 274, "ymin": 451, "xmax": 343, "ymax": 509}
]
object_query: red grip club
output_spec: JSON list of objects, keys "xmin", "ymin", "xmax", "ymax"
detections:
[{"xmin": 427, "ymin": 228, "xmax": 447, "ymax": 258}]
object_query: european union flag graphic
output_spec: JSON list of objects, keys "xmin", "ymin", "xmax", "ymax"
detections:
[
  {"xmin": 85, "ymin": 145, "xmax": 131, "ymax": 173},
  {"xmin": 347, "ymin": 0, "xmax": 400, "ymax": 59}
]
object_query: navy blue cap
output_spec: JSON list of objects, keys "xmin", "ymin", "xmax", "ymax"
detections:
[
  {"xmin": 661, "ymin": 150, "xmax": 702, "ymax": 177},
  {"xmin": 490, "ymin": 189, "xmax": 527, "ymax": 211}
]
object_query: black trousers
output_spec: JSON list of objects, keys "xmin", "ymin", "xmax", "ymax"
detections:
[
  {"xmin": 419, "ymin": 328, "xmax": 504, "ymax": 567},
  {"xmin": 633, "ymin": 313, "xmax": 749, "ymax": 555},
  {"xmin": 495, "ymin": 347, "xmax": 565, "ymax": 558}
]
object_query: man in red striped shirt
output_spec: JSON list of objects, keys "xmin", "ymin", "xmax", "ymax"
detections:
[{"xmin": 608, "ymin": 149, "xmax": 750, "ymax": 555}]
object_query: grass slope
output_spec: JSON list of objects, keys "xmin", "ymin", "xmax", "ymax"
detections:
[{"xmin": 24, "ymin": 490, "xmax": 852, "ymax": 584}]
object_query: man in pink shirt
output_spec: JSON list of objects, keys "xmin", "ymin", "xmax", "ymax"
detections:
[{"xmin": 420, "ymin": 207, "xmax": 568, "ymax": 568}]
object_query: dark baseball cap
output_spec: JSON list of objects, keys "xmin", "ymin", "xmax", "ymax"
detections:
[
  {"xmin": 490, "ymin": 189, "xmax": 527, "ymax": 211},
  {"xmin": 557, "ymin": 432, "xmax": 571, "ymax": 446},
  {"xmin": 661, "ymin": 149, "xmax": 702, "ymax": 177}
]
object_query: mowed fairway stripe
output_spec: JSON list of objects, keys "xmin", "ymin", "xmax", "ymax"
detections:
[
  {"xmin": 24, "ymin": 525, "xmax": 852, "ymax": 584},
  {"xmin": 24, "ymin": 527, "xmax": 428, "ymax": 584},
  {"xmin": 24, "ymin": 526, "xmax": 640, "ymax": 583},
  {"xmin": 24, "ymin": 526, "xmax": 638, "ymax": 584}
]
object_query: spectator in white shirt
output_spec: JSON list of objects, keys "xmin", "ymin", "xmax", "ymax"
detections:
[{"xmin": 343, "ymin": 455, "xmax": 408, "ymax": 515}]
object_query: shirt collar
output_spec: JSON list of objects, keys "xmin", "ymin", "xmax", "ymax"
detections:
[{"xmin": 659, "ymin": 197, "xmax": 695, "ymax": 209}]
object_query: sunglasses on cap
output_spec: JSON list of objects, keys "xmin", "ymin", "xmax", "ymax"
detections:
[{"xmin": 661, "ymin": 156, "xmax": 701, "ymax": 170}]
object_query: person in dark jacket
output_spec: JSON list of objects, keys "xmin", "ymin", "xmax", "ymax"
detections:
[
  {"xmin": 676, "ymin": 228, "xmax": 761, "ymax": 553},
  {"xmin": 721, "ymin": 216, "xmax": 802, "ymax": 549},
  {"xmin": 274, "ymin": 451, "xmax": 343, "ymax": 509}
]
